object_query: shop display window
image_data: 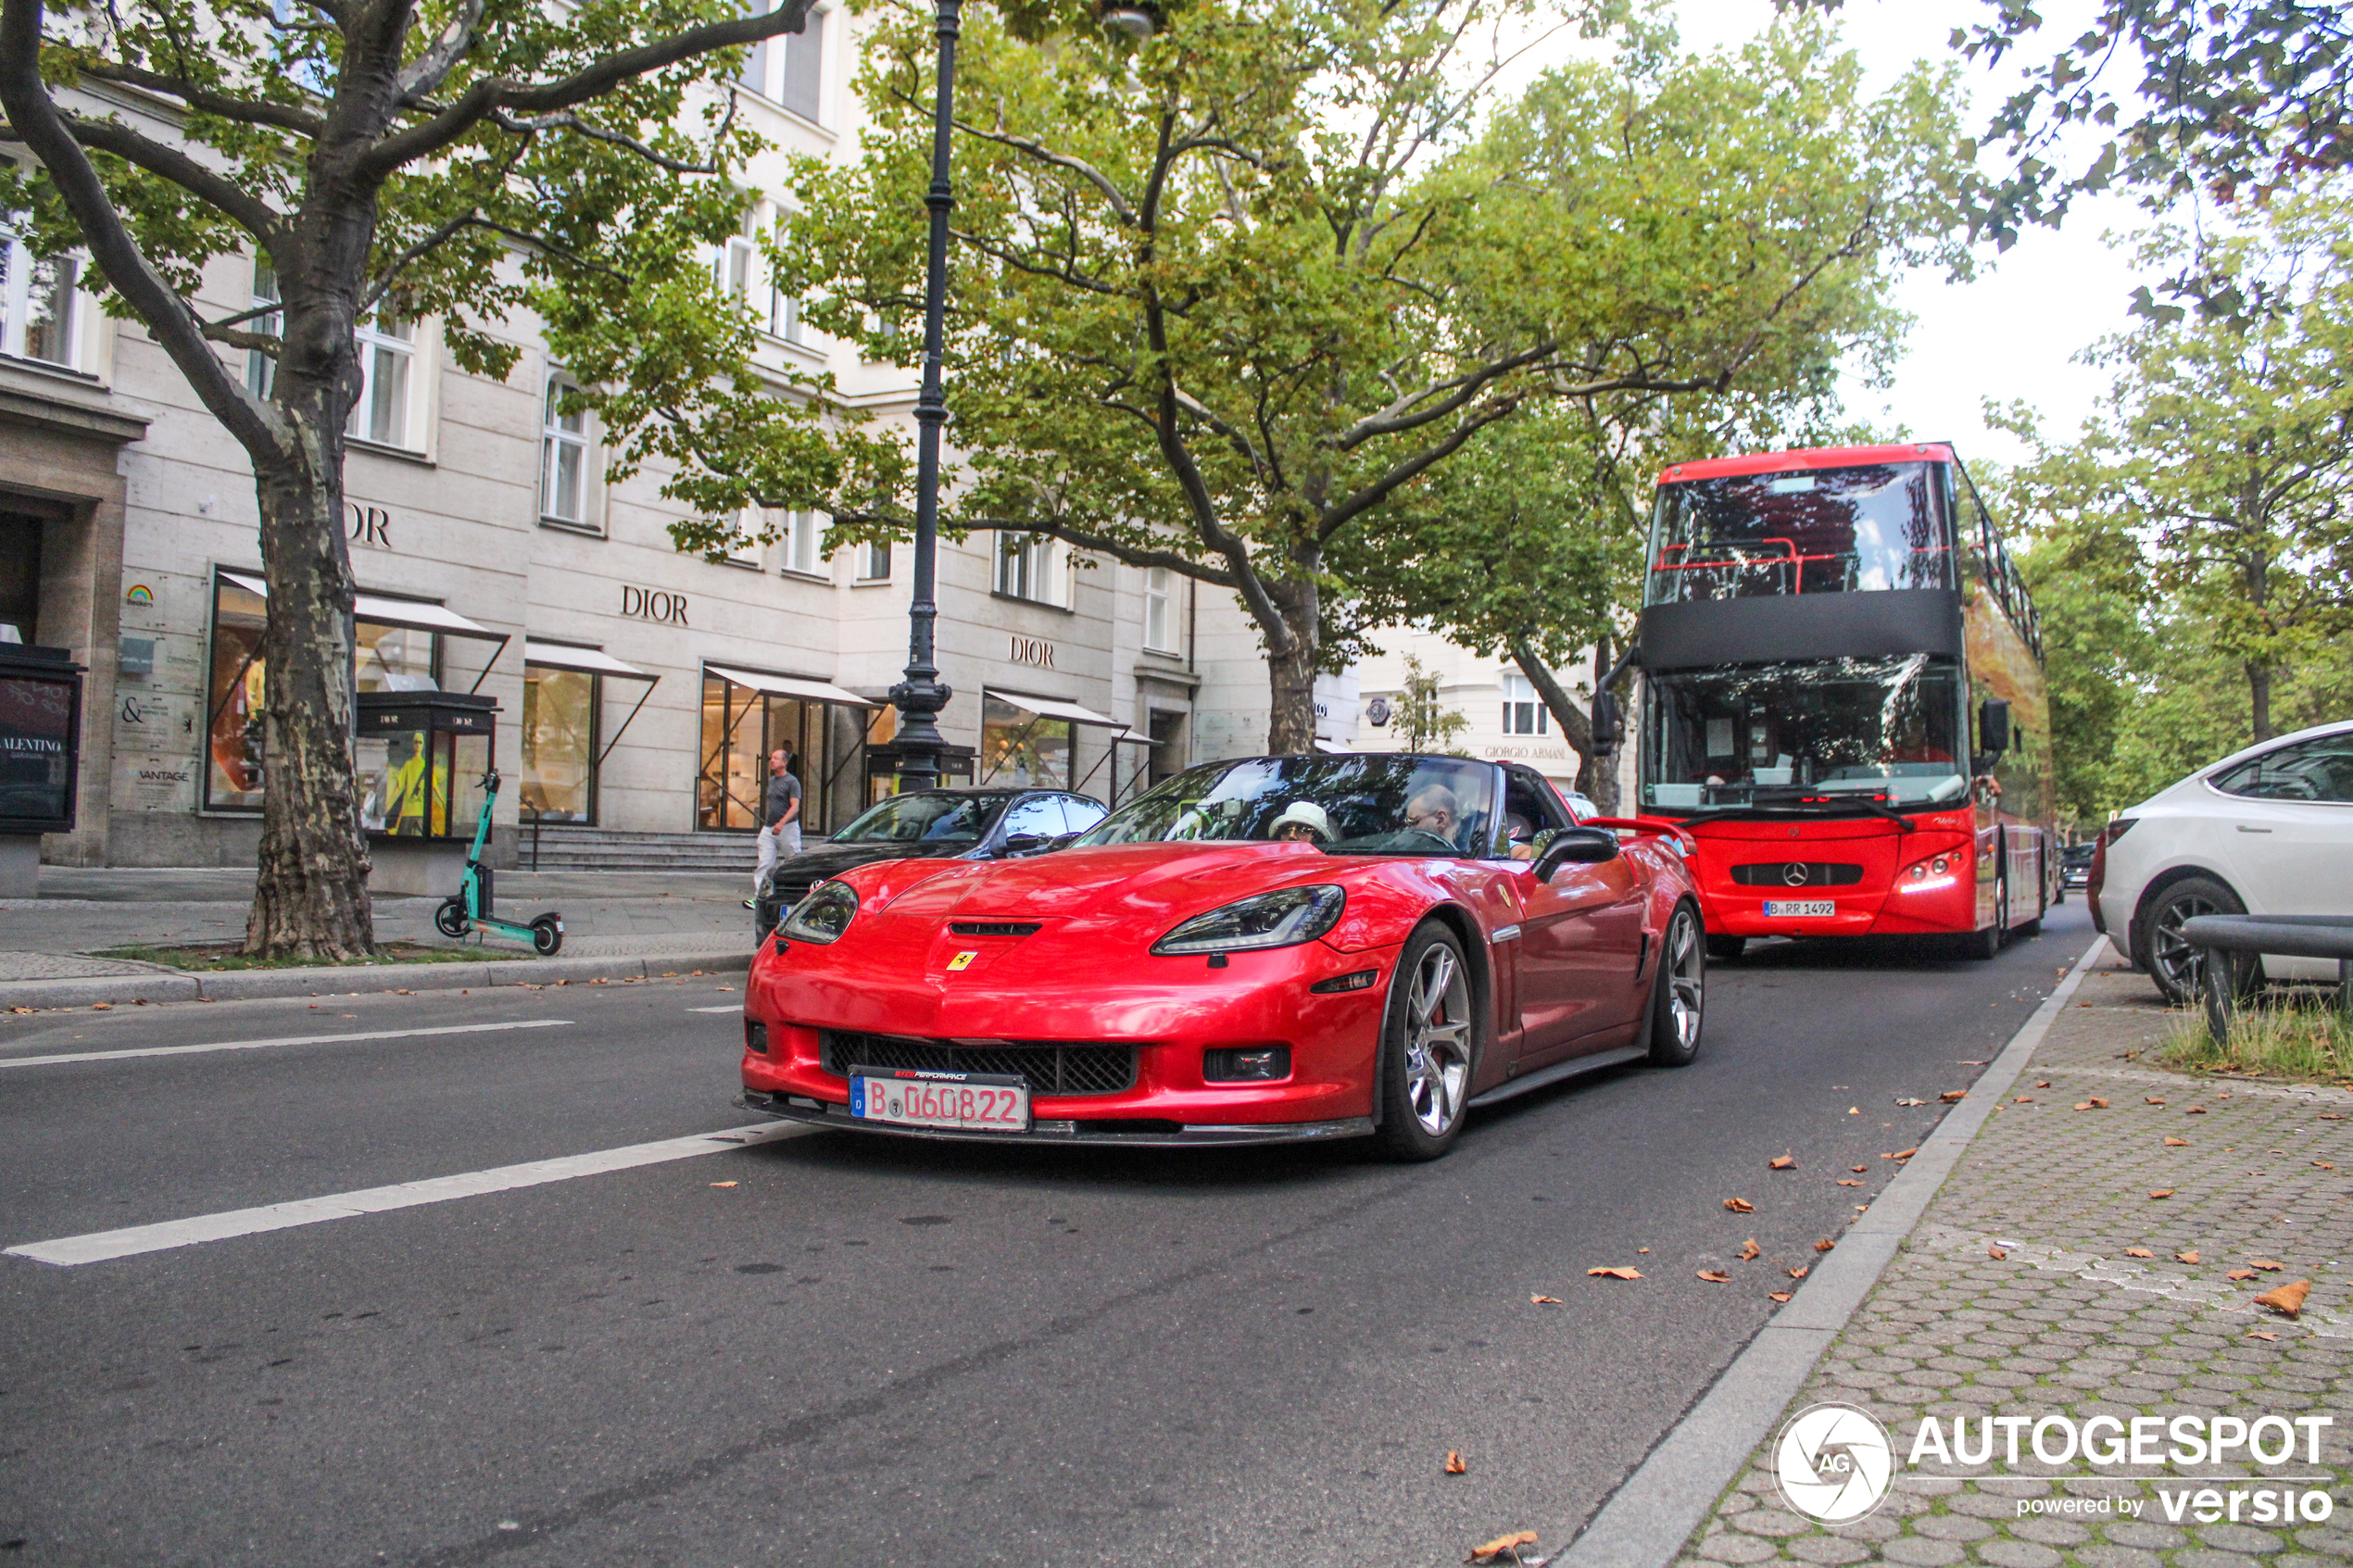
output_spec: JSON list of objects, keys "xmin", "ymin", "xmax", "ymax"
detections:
[
  {"xmin": 697, "ymin": 672, "xmax": 841, "ymax": 834},
  {"xmin": 522, "ymin": 665, "xmax": 598, "ymax": 823},
  {"xmin": 980, "ymin": 692, "xmax": 1072, "ymax": 788}
]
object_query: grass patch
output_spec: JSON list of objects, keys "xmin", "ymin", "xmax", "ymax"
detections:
[
  {"xmin": 93, "ymin": 941, "xmax": 526, "ymax": 972},
  {"xmin": 2158, "ymin": 993, "xmax": 2353, "ymax": 1085}
]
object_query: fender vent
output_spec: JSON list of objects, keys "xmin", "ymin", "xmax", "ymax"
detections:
[{"xmin": 948, "ymin": 922, "xmax": 1043, "ymax": 937}]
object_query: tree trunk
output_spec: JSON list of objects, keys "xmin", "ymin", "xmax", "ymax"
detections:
[
  {"xmin": 243, "ymin": 361, "xmax": 376, "ymax": 958},
  {"xmin": 1508, "ymin": 635, "xmax": 1622, "ymax": 815},
  {"xmin": 2247, "ymin": 659, "xmax": 2273, "ymax": 746},
  {"xmin": 1266, "ymin": 633, "xmax": 1319, "ymax": 754}
]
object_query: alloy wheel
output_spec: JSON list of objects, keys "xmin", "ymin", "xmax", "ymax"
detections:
[
  {"xmin": 2151, "ymin": 890, "xmax": 2221, "ymax": 998},
  {"xmin": 1665, "ymin": 908, "xmax": 1704, "ymax": 1052},
  {"xmin": 1403, "ymin": 942, "xmax": 1472, "ymax": 1136}
]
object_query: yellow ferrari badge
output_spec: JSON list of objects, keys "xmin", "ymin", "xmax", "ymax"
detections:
[{"xmin": 947, "ymin": 951, "xmax": 977, "ymax": 972}]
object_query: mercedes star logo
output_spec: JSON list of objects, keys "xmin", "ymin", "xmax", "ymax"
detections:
[{"xmin": 1782, "ymin": 862, "xmax": 1810, "ymax": 886}]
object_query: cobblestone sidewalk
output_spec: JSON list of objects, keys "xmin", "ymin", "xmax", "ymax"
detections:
[{"xmin": 1678, "ymin": 945, "xmax": 2352, "ymax": 1568}]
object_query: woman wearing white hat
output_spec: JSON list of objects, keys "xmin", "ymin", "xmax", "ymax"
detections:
[{"xmin": 1267, "ymin": 800, "xmax": 1333, "ymax": 844}]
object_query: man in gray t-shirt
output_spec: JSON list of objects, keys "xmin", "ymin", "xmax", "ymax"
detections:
[{"xmin": 749, "ymin": 747, "xmax": 802, "ymax": 906}]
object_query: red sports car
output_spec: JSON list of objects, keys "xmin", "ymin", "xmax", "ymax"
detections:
[{"xmin": 737, "ymin": 754, "xmax": 1705, "ymax": 1160}]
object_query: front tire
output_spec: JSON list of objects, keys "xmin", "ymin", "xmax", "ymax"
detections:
[
  {"xmin": 434, "ymin": 897, "xmax": 469, "ymax": 939},
  {"xmin": 2143, "ymin": 874, "xmax": 2248, "ymax": 1005},
  {"xmin": 1371, "ymin": 923, "xmax": 1478, "ymax": 1161},
  {"xmin": 530, "ymin": 914, "xmax": 563, "ymax": 957},
  {"xmin": 1647, "ymin": 902, "xmax": 1705, "ymax": 1067}
]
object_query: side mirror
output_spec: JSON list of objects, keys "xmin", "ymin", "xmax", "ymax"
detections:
[
  {"xmin": 1590, "ymin": 690, "xmax": 1622, "ymax": 753},
  {"xmin": 1000, "ymin": 833, "xmax": 1049, "ymax": 854},
  {"xmin": 1977, "ymin": 697, "xmax": 2011, "ymax": 759},
  {"xmin": 1534, "ymin": 825, "xmax": 1619, "ymax": 880}
]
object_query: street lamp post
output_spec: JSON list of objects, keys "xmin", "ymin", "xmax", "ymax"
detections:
[{"xmin": 886, "ymin": 0, "xmax": 1154, "ymax": 794}]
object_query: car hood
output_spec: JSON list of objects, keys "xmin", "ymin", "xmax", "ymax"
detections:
[{"xmin": 774, "ymin": 838, "xmax": 976, "ymax": 890}]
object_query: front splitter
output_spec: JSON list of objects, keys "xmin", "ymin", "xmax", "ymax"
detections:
[{"xmin": 736, "ymin": 1092, "xmax": 1375, "ymax": 1148}]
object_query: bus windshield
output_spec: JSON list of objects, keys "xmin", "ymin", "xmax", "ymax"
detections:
[
  {"xmin": 1647, "ymin": 462, "xmax": 1949, "ymax": 603},
  {"xmin": 1641, "ymin": 655, "xmax": 1968, "ymax": 812}
]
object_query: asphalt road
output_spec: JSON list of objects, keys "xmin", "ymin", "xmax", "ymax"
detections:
[{"xmin": 0, "ymin": 905, "xmax": 2098, "ymax": 1568}]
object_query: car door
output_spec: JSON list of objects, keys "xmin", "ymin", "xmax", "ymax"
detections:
[
  {"xmin": 1505, "ymin": 770, "xmax": 1648, "ymax": 1062},
  {"xmin": 2209, "ymin": 732, "xmax": 2353, "ymax": 915}
]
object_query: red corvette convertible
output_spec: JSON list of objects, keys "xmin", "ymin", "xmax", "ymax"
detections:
[{"xmin": 736, "ymin": 754, "xmax": 1705, "ymax": 1160}]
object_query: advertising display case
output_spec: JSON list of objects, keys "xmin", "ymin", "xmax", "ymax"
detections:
[
  {"xmin": 356, "ymin": 689, "xmax": 496, "ymax": 895},
  {"xmin": 0, "ymin": 642, "xmax": 84, "ymax": 897}
]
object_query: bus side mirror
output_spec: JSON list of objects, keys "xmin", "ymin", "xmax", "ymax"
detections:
[
  {"xmin": 1976, "ymin": 698, "xmax": 2011, "ymax": 760},
  {"xmin": 1591, "ymin": 691, "xmax": 1622, "ymax": 753}
]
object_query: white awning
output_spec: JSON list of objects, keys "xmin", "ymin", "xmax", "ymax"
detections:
[
  {"xmin": 705, "ymin": 663, "xmax": 876, "ymax": 708},
  {"xmin": 986, "ymin": 688, "xmax": 1129, "ymax": 732},
  {"xmin": 524, "ymin": 641, "xmax": 654, "ymax": 681},
  {"xmin": 219, "ymin": 570, "xmax": 502, "ymax": 641}
]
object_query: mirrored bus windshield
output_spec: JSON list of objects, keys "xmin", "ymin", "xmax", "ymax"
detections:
[
  {"xmin": 1647, "ymin": 463, "xmax": 1949, "ymax": 603},
  {"xmin": 1641, "ymin": 655, "xmax": 1968, "ymax": 811},
  {"xmin": 1076, "ymin": 755, "xmax": 1497, "ymax": 857}
]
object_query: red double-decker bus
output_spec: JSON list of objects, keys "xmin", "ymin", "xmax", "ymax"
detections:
[{"xmin": 1628, "ymin": 443, "xmax": 2057, "ymax": 960}]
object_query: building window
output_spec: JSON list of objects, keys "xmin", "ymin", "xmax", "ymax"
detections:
[
  {"xmin": 522, "ymin": 665, "xmax": 598, "ymax": 824},
  {"xmin": 980, "ymin": 693, "xmax": 1073, "ymax": 789},
  {"xmin": 1501, "ymin": 671, "xmax": 1549, "ymax": 736},
  {"xmin": 779, "ymin": 8, "xmax": 824, "ymax": 121},
  {"xmin": 1143, "ymin": 566, "xmax": 1175, "ymax": 652},
  {"xmin": 778, "ymin": 508, "xmax": 824, "ymax": 577},
  {"xmin": 766, "ymin": 213, "xmax": 808, "ymax": 346},
  {"xmin": 540, "ymin": 374, "xmax": 590, "ymax": 525},
  {"xmin": 204, "ymin": 573, "xmax": 441, "ymax": 813},
  {"xmin": 697, "ymin": 673, "xmax": 846, "ymax": 834},
  {"xmin": 995, "ymin": 532, "xmax": 1063, "ymax": 606},
  {"xmin": 246, "ymin": 258, "xmax": 279, "ymax": 398},
  {"xmin": 859, "ymin": 539, "xmax": 890, "ymax": 581},
  {"xmin": 348, "ymin": 306, "xmax": 416, "ymax": 447},
  {"xmin": 0, "ymin": 234, "xmax": 81, "ymax": 368}
]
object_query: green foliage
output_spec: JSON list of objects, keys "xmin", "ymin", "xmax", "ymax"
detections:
[
  {"xmin": 1393, "ymin": 655, "xmax": 1470, "ymax": 754},
  {"xmin": 778, "ymin": 0, "xmax": 1969, "ymax": 741}
]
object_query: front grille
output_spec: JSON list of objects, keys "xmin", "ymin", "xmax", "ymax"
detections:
[
  {"xmin": 948, "ymin": 921, "xmax": 1042, "ymax": 937},
  {"xmin": 1729, "ymin": 861, "xmax": 1865, "ymax": 888},
  {"xmin": 821, "ymin": 1031, "xmax": 1137, "ymax": 1096}
]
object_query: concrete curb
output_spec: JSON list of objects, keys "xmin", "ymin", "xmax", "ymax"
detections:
[
  {"xmin": 0, "ymin": 949, "xmax": 751, "ymax": 1010},
  {"xmin": 1555, "ymin": 934, "xmax": 2112, "ymax": 1568}
]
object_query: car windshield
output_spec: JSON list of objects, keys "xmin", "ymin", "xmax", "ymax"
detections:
[
  {"xmin": 1642, "ymin": 655, "xmax": 1968, "ymax": 812},
  {"xmin": 831, "ymin": 792, "xmax": 1007, "ymax": 844},
  {"xmin": 1074, "ymin": 755, "xmax": 1497, "ymax": 857}
]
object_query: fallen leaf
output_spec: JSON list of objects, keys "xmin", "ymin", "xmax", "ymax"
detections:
[
  {"xmin": 1939, "ymin": 1090, "xmax": 1968, "ymax": 1103},
  {"xmin": 1894, "ymin": 1097, "xmax": 1926, "ymax": 1107},
  {"xmin": 2319, "ymin": 1113, "xmax": 2344, "ymax": 1121},
  {"xmin": 1587, "ymin": 1267, "xmax": 1643, "ymax": 1280},
  {"xmin": 2248, "ymin": 1259, "xmax": 2284, "ymax": 1271},
  {"xmin": 2016, "ymin": 1096, "xmax": 2035, "ymax": 1103},
  {"xmin": 1813, "ymin": 1238, "xmax": 1836, "ymax": 1253},
  {"xmin": 1768, "ymin": 1153, "xmax": 1797, "ymax": 1170},
  {"xmin": 1851, "ymin": 1165, "xmax": 1868, "ymax": 1173},
  {"xmin": 1444, "ymin": 1451, "xmax": 1468, "ymax": 1475},
  {"xmin": 2082, "ymin": 1098, "xmax": 2110, "ymax": 1110},
  {"xmin": 1696, "ymin": 1270, "xmax": 1731, "ymax": 1284},
  {"xmin": 1737, "ymin": 1238, "xmax": 1760, "ymax": 1261},
  {"xmin": 1723, "ymin": 1198, "xmax": 1755, "ymax": 1213},
  {"xmin": 2254, "ymin": 1279, "xmax": 2312, "ymax": 1317},
  {"xmin": 2227, "ymin": 1268, "xmax": 2259, "ymax": 1281},
  {"xmin": 1987, "ymin": 1246, "xmax": 2008, "ymax": 1261},
  {"xmin": 2176, "ymin": 1250, "xmax": 2200, "ymax": 1264},
  {"xmin": 2246, "ymin": 1330, "xmax": 2280, "ymax": 1342},
  {"xmin": 2145, "ymin": 1097, "xmax": 2166, "ymax": 1106},
  {"xmin": 2315, "ymin": 1161, "xmax": 2336, "ymax": 1171},
  {"xmin": 90, "ymin": 1002, "xmax": 111, "ymax": 1011},
  {"xmin": 1768, "ymin": 1291, "xmax": 1793, "ymax": 1302},
  {"xmin": 1846, "ymin": 1107, "xmax": 1858, "ymax": 1115},
  {"xmin": 1837, "ymin": 1179, "xmax": 1862, "ymax": 1186},
  {"xmin": 1638, "ymin": 1248, "xmax": 1650, "ymax": 1253},
  {"xmin": 2184, "ymin": 1106, "xmax": 2206, "ymax": 1114},
  {"xmin": 1958, "ymin": 1060, "xmax": 1988, "ymax": 1066},
  {"xmin": 2148, "ymin": 1189, "xmax": 2174, "ymax": 1199},
  {"xmin": 2074, "ymin": 1102, "xmax": 2096, "ymax": 1111},
  {"xmin": 1786, "ymin": 1265, "xmax": 1809, "ymax": 1280},
  {"xmin": 2165, "ymin": 1137, "xmax": 2191, "ymax": 1147},
  {"xmin": 2124, "ymin": 1248, "xmax": 2154, "ymax": 1259},
  {"xmin": 1466, "ymin": 1531, "xmax": 1539, "ymax": 1565},
  {"xmin": 1886, "ymin": 1148, "xmax": 1918, "ymax": 1160},
  {"xmin": 1530, "ymin": 1295, "xmax": 1562, "ymax": 1305},
  {"xmin": 710, "ymin": 1181, "xmax": 738, "ymax": 1188},
  {"xmin": 2034, "ymin": 1081, "xmax": 2050, "ymax": 1088}
]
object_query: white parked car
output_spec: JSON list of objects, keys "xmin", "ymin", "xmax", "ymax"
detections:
[{"xmin": 2092, "ymin": 720, "xmax": 2353, "ymax": 1002}]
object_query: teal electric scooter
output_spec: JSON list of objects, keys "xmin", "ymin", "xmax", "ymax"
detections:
[{"xmin": 434, "ymin": 769, "xmax": 564, "ymax": 956}]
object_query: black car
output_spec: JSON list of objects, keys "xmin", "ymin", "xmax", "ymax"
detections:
[
  {"xmin": 2060, "ymin": 841, "xmax": 2095, "ymax": 889},
  {"xmin": 752, "ymin": 787, "xmax": 1108, "ymax": 938}
]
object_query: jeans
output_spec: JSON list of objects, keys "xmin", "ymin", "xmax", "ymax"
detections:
[{"xmin": 754, "ymin": 822, "xmax": 803, "ymax": 897}]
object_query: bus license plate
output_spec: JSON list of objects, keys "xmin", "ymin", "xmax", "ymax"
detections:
[
  {"xmin": 849, "ymin": 1068, "xmax": 1029, "ymax": 1133},
  {"xmin": 1764, "ymin": 899, "xmax": 1837, "ymax": 918}
]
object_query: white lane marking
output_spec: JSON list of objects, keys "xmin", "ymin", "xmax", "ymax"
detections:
[
  {"xmin": 687, "ymin": 1005, "xmax": 741, "ymax": 1013},
  {"xmin": 0, "ymin": 1019, "xmax": 571, "ymax": 1071},
  {"xmin": 6, "ymin": 1122, "xmax": 805, "ymax": 1266}
]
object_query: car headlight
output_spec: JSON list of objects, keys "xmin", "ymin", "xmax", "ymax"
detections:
[
  {"xmin": 781, "ymin": 880, "xmax": 859, "ymax": 945},
  {"xmin": 1152, "ymin": 884, "xmax": 1346, "ymax": 955}
]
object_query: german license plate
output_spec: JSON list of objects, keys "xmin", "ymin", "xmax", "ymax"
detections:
[
  {"xmin": 849, "ymin": 1067, "xmax": 1029, "ymax": 1133},
  {"xmin": 1764, "ymin": 899, "xmax": 1836, "ymax": 918}
]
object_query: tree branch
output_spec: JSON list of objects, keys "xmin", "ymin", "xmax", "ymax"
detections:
[
  {"xmin": 950, "ymin": 118, "xmax": 1139, "ymax": 225},
  {"xmin": 59, "ymin": 109, "xmax": 283, "ymax": 239},
  {"xmin": 0, "ymin": 0, "xmax": 287, "ymax": 458},
  {"xmin": 74, "ymin": 58, "xmax": 326, "ymax": 134},
  {"xmin": 961, "ymin": 514, "xmax": 1241, "ymax": 588},
  {"xmin": 490, "ymin": 92, "xmax": 735, "ymax": 175},
  {"xmin": 1318, "ymin": 395, "xmax": 1521, "ymax": 543},
  {"xmin": 359, "ymin": 0, "xmax": 816, "ymax": 177},
  {"xmin": 1331, "ymin": 338, "xmax": 1559, "ymax": 449},
  {"xmin": 396, "ymin": 0, "xmax": 485, "ymax": 106}
]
